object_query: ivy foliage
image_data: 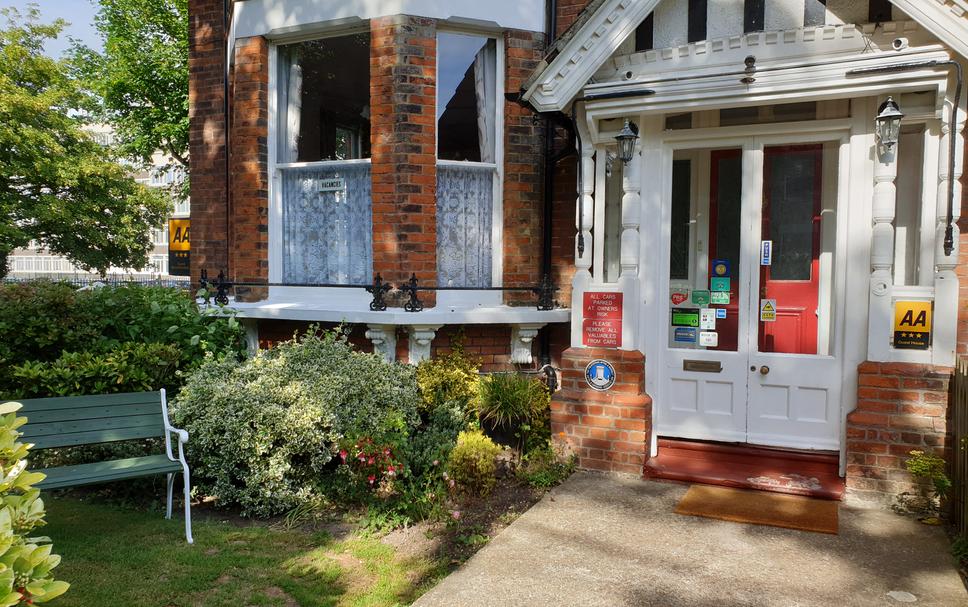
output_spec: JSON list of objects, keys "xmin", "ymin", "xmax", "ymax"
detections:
[{"xmin": 0, "ymin": 7, "xmax": 170, "ymax": 278}]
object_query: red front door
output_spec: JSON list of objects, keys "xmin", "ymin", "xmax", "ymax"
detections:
[{"xmin": 758, "ymin": 144, "xmax": 823, "ymax": 355}]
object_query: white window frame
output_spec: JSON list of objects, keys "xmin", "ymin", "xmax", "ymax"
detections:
[
  {"xmin": 434, "ymin": 28, "xmax": 505, "ymax": 306},
  {"xmin": 266, "ymin": 28, "xmax": 375, "ymax": 309}
]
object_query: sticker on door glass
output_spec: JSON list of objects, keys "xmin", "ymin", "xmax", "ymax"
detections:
[
  {"xmin": 715, "ymin": 308, "xmax": 727, "ymax": 319},
  {"xmin": 710, "ymin": 277, "xmax": 730, "ymax": 292},
  {"xmin": 760, "ymin": 240, "xmax": 773, "ymax": 266},
  {"xmin": 671, "ymin": 308, "xmax": 699, "ymax": 327},
  {"xmin": 710, "ymin": 291, "xmax": 730, "ymax": 305},
  {"xmin": 760, "ymin": 299, "xmax": 777, "ymax": 322},
  {"xmin": 711, "ymin": 259, "xmax": 731, "ymax": 277},
  {"xmin": 691, "ymin": 290, "xmax": 710, "ymax": 306},
  {"xmin": 700, "ymin": 308, "xmax": 717, "ymax": 330},
  {"xmin": 670, "ymin": 288, "xmax": 689, "ymax": 306},
  {"xmin": 673, "ymin": 327, "xmax": 697, "ymax": 344},
  {"xmin": 699, "ymin": 331, "xmax": 719, "ymax": 347}
]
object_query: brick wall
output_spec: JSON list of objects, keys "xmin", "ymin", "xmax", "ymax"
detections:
[
  {"xmin": 551, "ymin": 348, "xmax": 651, "ymax": 474},
  {"xmin": 433, "ymin": 326, "xmax": 513, "ymax": 372},
  {"xmin": 845, "ymin": 361, "xmax": 953, "ymax": 503},
  {"xmin": 256, "ymin": 320, "xmax": 374, "ymax": 354},
  {"xmin": 370, "ymin": 16, "xmax": 437, "ymax": 304},
  {"xmin": 229, "ymin": 36, "xmax": 269, "ymax": 301},
  {"xmin": 551, "ymin": 155, "xmax": 578, "ymax": 307},
  {"xmin": 503, "ymin": 30, "xmax": 546, "ymax": 302},
  {"xmin": 556, "ymin": 0, "xmax": 595, "ymax": 38},
  {"xmin": 188, "ymin": 0, "xmax": 228, "ymax": 281}
]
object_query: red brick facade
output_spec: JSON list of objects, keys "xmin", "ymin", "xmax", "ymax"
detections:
[
  {"xmin": 370, "ymin": 16, "xmax": 438, "ymax": 301},
  {"xmin": 188, "ymin": 0, "xmax": 228, "ymax": 281},
  {"xmin": 229, "ymin": 36, "xmax": 270, "ymax": 301},
  {"xmin": 551, "ymin": 348, "xmax": 651, "ymax": 474},
  {"xmin": 846, "ymin": 362, "xmax": 953, "ymax": 502}
]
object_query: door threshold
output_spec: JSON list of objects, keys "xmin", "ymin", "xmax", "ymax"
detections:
[{"xmin": 644, "ymin": 437, "xmax": 844, "ymax": 501}]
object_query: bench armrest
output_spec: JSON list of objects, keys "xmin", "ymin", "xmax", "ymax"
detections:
[{"xmin": 166, "ymin": 425, "xmax": 189, "ymax": 444}]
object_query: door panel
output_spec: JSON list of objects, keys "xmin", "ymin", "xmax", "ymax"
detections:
[{"xmin": 658, "ymin": 138, "xmax": 842, "ymax": 451}]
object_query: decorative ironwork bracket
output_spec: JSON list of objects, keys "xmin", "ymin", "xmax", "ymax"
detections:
[
  {"xmin": 533, "ymin": 274, "xmax": 556, "ymax": 311},
  {"xmin": 365, "ymin": 274, "xmax": 392, "ymax": 311},
  {"xmin": 402, "ymin": 274, "xmax": 423, "ymax": 312},
  {"xmin": 213, "ymin": 270, "xmax": 230, "ymax": 306}
]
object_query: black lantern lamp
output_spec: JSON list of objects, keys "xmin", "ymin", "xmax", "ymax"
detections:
[
  {"xmin": 615, "ymin": 119, "xmax": 640, "ymax": 164},
  {"xmin": 875, "ymin": 96, "xmax": 904, "ymax": 150}
]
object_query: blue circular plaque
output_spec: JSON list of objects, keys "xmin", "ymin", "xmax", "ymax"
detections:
[{"xmin": 585, "ymin": 359, "xmax": 616, "ymax": 392}]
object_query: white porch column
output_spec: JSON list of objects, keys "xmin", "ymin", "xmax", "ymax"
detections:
[
  {"xmin": 407, "ymin": 325, "xmax": 441, "ymax": 364},
  {"xmin": 932, "ymin": 92, "xmax": 965, "ymax": 366},
  {"xmin": 867, "ymin": 102, "xmax": 899, "ymax": 362},
  {"xmin": 570, "ymin": 135, "xmax": 595, "ymax": 348},
  {"xmin": 365, "ymin": 324, "xmax": 397, "ymax": 362},
  {"xmin": 510, "ymin": 323, "xmax": 546, "ymax": 364},
  {"xmin": 618, "ymin": 128, "xmax": 643, "ymax": 351}
]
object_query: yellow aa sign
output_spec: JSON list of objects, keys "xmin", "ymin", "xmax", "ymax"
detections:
[
  {"xmin": 169, "ymin": 219, "xmax": 190, "ymax": 252},
  {"xmin": 893, "ymin": 300, "xmax": 931, "ymax": 350}
]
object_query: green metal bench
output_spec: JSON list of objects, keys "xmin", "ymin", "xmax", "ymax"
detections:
[{"xmin": 4, "ymin": 390, "xmax": 193, "ymax": 543}]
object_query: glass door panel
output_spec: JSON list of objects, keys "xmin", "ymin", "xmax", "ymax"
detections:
[
  {"xmin": 757, "ymin": 145, "xmax": 822, "ymax": 355},
  {"xmin": 708, "ymin": 150, "xmax": 742, "ymax": 352}
]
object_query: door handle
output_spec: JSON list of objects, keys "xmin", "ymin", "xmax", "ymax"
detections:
[{"xmin": 759, "ymin": 365, "xmax": 770, "ymax": 375}]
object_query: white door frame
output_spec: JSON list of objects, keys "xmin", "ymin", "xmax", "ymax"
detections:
[{"xmin": 643, "ymin": 120, "xmax": 855, "ymax": 457}]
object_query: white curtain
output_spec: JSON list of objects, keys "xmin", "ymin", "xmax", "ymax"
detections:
[
  {"xmin": 279, "ymin": 49, "xmax": 302, "ymax": 163},
  {"xmin": 473, "ymin": 41, "xmax": 496, "ymax": 163}
]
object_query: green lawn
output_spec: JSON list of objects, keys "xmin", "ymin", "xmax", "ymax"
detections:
[{"xmin": 44, "ymin": 498, "xmax": 446, "ymax": 607}]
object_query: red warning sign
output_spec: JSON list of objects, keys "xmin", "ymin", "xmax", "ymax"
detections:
[{"xmin": 582, "ymin": 292, "xmax": 623, "ymax": 348}]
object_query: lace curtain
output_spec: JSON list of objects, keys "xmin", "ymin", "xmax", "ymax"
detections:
[
  {"xmin": 282, "ymin": 163, "xmax": 372, "ymax": 285},
  {"xmin": 437, "ymin": 163, "xmax": 493, "ymax": 288},
  {"xmin": 277, "ymin": 48, "xmax": 302, "ymax": 163}
]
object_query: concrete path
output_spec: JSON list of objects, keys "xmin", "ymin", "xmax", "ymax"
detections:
[{"xmin": 415, "ymin": 472, "xmax": 967, "ymax": 607}]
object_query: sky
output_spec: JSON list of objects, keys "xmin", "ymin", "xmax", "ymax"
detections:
[{"xmin": 1, "ymin": 0, "xmax": 102, "ymax": 56}]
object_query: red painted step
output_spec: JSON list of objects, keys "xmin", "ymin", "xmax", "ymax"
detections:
[{"xmin": 644, "ymin": 438, "xmax": 844, "ymax": 501}]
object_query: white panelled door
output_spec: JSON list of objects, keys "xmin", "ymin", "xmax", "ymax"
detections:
[{"xmin": 657, "ymin": 139, "xmax": 843, "ymax": 451}]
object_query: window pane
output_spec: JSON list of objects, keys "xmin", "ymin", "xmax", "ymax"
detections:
[
  {"xmin": 436, "ymin": 164, "xmax": 493, "ymax": 287},
  {"xmin": 670, "ymin": 159, "xmax": 691, "ymax": 280},
  {"xmin": 437, "ymin": 33, "xmax": 496, "ymax": 162},
  {"xmin": 278, "ymin": 33, "xmax": 371, "ymax": 163}
]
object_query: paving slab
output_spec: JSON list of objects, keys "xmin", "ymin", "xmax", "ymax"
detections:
[{"xmin": 414, "ymin": 472, "xmax": 967, "ymax": 607}]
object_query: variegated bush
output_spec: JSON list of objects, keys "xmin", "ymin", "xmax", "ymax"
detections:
[{"xmin": 0, "ymin": 402, "xmax": 68, "ymax": 605}]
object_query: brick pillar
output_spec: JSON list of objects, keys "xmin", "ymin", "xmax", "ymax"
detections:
[
  {"xmin": 188, "ymin": 0, "xmax": 228, "ymax": 282},
  {"xmin": 503, "ymin": 30, "xmax": 546, "ymax": 304},
  {"xmin": 845, "ymin": 361, "xmax": 953, "ymax": 503},
  {"xmin": 229, "ymin": 36, "xmax": 270, "ymax": 301},
  {"xmin": 551, "ymin": 348, "xmax": 651, "ymax": 474},
  {"xmin": 370, "ymin": 16, "xmax": 437, "ymax": 305}
]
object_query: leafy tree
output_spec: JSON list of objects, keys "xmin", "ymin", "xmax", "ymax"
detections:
[
  {"xmin": 0, "ymin": 7, "xmax": 170, "ymax": 278},
  {"xmin": 83, "ymin": 0, "xmax": 188, "ymax": 176}
]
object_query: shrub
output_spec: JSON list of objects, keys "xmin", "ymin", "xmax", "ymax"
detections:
[
  {"xmin": 171, "ymin": 330, "xmax": 421, "ymax": 517},
  {"xmin": 447, "ymin": 430, "xmax": 502, "ymax": 496},
  {"xmin": 5, "ymin": 342, "xmax": 181, "ymax": 399},
  {"xmin": 0, "ymin": 281, "xmax": 245, "ymax": 393},
  {"xmin": 404, "ymin": 403, "xmax": 468, "ymax": 480},
  {"xmin": 905, "ymin": 450, "xmax": 951, "ymax": 500},
  {"xmin": 517, "ymin": 442, "xmax": 577, "ymax": 489},
  {"xmin": 415, "ymin": 344, "xmax": 480, "ymax": 414},
  {"xmin": 0, "ymin": 402, "xmax": 69, "ymax": 605},
  {"xmin": 475, "ymin": 374, "xmax": 550, "ymax": 430}
]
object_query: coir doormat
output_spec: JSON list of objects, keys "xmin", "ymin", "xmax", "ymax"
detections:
[{"xmin": 674, "ymin": 485, "xmax": 839, "ymax": 534}]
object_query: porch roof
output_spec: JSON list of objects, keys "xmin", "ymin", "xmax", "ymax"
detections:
[{"xmin": 521, "ymin": 0, "xmax": 968, "ymax": 113}]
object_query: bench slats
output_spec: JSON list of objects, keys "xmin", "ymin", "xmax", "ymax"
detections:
[
  {"xmin": 23, "ymin": 403, "xmax": 161, "ymax": 424},
  {"xmin": 35, "ymin": 455, "xmax": 182, "ymax": 490},
  {"xmin": 15, "ymin": 392, "xmax": 162, "ymax": 412},
  {"xmin": 26, "ymin": 426, "xmax": 165, "ymax": 450},
  {"xmin": 22, "ymin": 414, "xmax": 164, "ymax": 439}
]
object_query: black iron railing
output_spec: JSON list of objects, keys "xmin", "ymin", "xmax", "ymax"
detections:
[{"xmin": 197, "ymin": 270, "xmax": 559, "ymax": 312}]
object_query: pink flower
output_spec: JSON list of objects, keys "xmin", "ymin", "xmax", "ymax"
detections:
[
  {"xmin": 384, "ymin": 449, "xmax": 391, "ymax": 456},
  {"xmin": 432, "ymin": 460, "xmax": 439, "ymax": 466},
  {"xmin": 368, "ymin": 475, "xmax": 376, "ymax": 485},
  {"xmin": 449, "ymin": 479, "xmax": 455, "ymax": 488},
  {"xmin": 387, "ymin": 465, "xmax": 396, "ymax": 476},
  {"xmin": 451, "ymin": 510, "xmax": 461, "ymax": 520},
  {"xmin": 368, "ymin": 457, "xmax": 375, "ymax": 465},
  {"xmin": 339, "ymin": 450, "xmax": 348, "ymax": 461}
]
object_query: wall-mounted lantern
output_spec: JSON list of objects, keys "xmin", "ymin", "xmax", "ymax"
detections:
[
  {"xmin": 615, "ymin": 119, "xmax": 639, "ymax": 164},
  {"xmin": 875, "ymin": 96, "xmax": 904, "ymax": 150}
]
